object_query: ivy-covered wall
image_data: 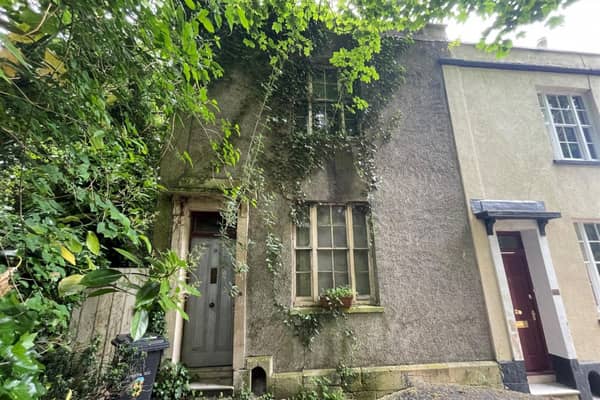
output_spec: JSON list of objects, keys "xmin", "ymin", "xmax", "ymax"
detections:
[{"xmin": 156, "ymin": 32, "xmax": 494, "ymax": 373}]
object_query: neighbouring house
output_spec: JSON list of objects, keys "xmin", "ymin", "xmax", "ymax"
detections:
[
  {"xmin": 123, "ymin": 25, "xmax": 600, "ymax": 400},
  {"xmin": 442, "ymin": 44, "xmax": 600, "ymax": 399}
]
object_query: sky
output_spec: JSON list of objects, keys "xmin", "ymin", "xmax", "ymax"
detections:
[{"xmin": 446, "ymin": 0, "xmax": 600, "ymax": 54}]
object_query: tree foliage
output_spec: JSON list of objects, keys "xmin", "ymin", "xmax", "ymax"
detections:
[{"xmin": 0, "ymin": 0, "xmax": 577, "ymax": 398}]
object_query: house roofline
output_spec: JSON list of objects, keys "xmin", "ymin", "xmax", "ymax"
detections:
[{"xmin": 439, "ymin": 57, "xmax": 600, "ymax": 76}]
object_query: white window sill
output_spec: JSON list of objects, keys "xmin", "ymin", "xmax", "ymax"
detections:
[
  {"xmin": 291, "ymin": 305, "xmax": 384, "ymax": 315},
  {"xmin": 553, "ymin": 159, "xmax": 600, "ymax": 166}
]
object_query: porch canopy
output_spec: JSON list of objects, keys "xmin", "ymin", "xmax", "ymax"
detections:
[{"xmin": 470, "ymin": 199, "xmax": 561, "ymax": 236}]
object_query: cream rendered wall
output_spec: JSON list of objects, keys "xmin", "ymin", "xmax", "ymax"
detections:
[{"xmin": 443, "ymin": 45, "xmax": 600, "ymax": 362}]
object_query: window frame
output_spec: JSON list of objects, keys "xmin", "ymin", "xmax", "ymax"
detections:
[
  {"xmin": 292, "ymin": 202, "xmax": 376, "ymax": 306},
  {"xmin": 575, "ymin": 222, "xmax": 600, "ymax": 315},
  {"xmin": 538, "ymin": 92, "xmax": 600, "ymax": 162},
  {"xmin": 300, "ymin": 65, "xmax": 359, "ymax": 136}
]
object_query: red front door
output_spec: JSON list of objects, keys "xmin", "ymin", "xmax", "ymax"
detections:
[{"xmin": 498, "ymin": 232, "xmax": 552, "ymax": 373}]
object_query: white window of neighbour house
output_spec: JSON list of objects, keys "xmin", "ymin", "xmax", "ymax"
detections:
[
  {"xmin": 538, "ymin": 93, "xmax": 599, "ymax": 161},
  {"xmin": 575, "ymin": 223, "xmax": 600, "ymax": 313}
]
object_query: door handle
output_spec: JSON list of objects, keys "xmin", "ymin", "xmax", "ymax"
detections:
[
  {"xmin": 532, "ymin": 310, "xmax": 537, "ymax": 321},
  {"xmin": 514, "ymin": 309, "xmax": 523, "ymax": 315},
  {"xmin": 209, "ymin": 302, "xmax": 215, "ymax": 308}
]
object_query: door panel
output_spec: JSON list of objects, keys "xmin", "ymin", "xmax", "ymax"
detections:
[
  {"xmin": 182, "ymin": 237, "xmax": 233, "ymax": 367},
  {"xmin": 498, "ymin": 232, "xmax": 552, "ymax": 373}
]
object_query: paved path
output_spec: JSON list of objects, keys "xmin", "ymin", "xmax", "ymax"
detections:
[{"xmin": 380, "ymin": 383, "xmax": 551, "ymax": 400}]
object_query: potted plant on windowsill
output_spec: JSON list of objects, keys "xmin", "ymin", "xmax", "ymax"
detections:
[{"xmin": 319, "ymin": 286, "xmax": 355, "ymax": 309}]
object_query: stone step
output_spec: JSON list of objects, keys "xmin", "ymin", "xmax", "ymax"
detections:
[
  {"xmin": 527, "ymin": 374, "xmax": 556, "ymax": 384},
  {"xmin": 188, "ymin": 366, "xmax": 233, "ymax": 386},
  {"xmin": 190, "ymin": 383, "xmax": 234, "ymax": 399},
  {"xmin": 529, "ymin": 382, "xmax": 580, "ymax": 399}
]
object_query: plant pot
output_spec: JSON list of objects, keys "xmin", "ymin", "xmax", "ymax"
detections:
[
  {"xmin": 319, "ymin": 295, "xmax": 353, "ymax": 309},
  {"xmin": 339, "ymin": 296, "xmax": 353, "ymax": 308}
]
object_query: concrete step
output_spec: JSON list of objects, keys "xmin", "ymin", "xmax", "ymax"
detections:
[
  {"xmin": 527, "ymin": 374, "xmax": 556, "ymax": 384},
  {"xmin": 188, "ymin": 366, "xmax": 233, "ymax": 386},
  {"xmin": 190, "ymin": 383, "xmax": 234, "ymax": 399},
  {"xmin": 529, "ymin": 382, "xmax": 580, "ymax": 399}
]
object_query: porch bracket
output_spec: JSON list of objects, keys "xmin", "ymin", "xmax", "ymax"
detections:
[{"xmin": 470, "ymin": 199, "xmax": 561, "ymax": 236}]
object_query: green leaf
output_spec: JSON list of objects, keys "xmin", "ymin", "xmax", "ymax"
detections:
[
  {"xmin": 197, "ymin": 10, "xmax": 215, "ymax": 33},
  {"xmin": 135, "ymin": 281, "xmax": 160, "ymax": 308},
  {"xmin": 68, "ymin": 238, "xmax": 82, "ymax": 254},
  {"xmin": 130, "ymin": 309, "xmax": 149, "ymax": 340},
  {"xmin": 114, "ymin": 248, "xmax": 142, "ymax": 266},
  {"xmin": 60, "ymin": 246, "xmax": 76, "ymax": 265},
  {"xmin": 80, "ymin": 269, "xmax": 123, "ymax": 288},
  {"xmin": 236, "ymin": 6, "xmax": 249, "ymax": 30},
  {"xmin": 58, "ymin": 275, "xmax": 85, "ymax": 296},
  {"xmin": 183, "ymin": 0, "xmax": 196, "ymax": 10},
  {"xmin": 88, "ymin": 288, "xmax": 118, "ymax": 297},
  {"xmin": 224, "ymin": 5, "xmax": 235, "ymax": 31},
  {"xmin": 139, "ymin": 234, "xmax": 152, "ymax": 254},
  {"xmin": 86, "ymin": 231, "xmax": 100, "ymax": 255}
]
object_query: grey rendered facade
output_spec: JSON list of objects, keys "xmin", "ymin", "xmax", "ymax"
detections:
[{"xmin": 152, "ymin": 26, "xmax": 573, "ymax": 398}]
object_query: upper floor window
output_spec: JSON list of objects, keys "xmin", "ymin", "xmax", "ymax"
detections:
[
  {"xmin": 294, "ymin": 203, "xmax": 374, "ymax": 304},
  {"xmin": 296, "ymin": 66, "xmax": 358, "ymax": 136},
  {"xmin": 538, "ymin": 93, "xmax": 599, "ymax": 161},
  {"xmin": 575, "ymin": 223, "xmax": 600, "ymax": 313}
]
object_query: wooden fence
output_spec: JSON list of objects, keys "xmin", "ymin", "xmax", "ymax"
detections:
[{"xmin": 69, "ymin": 268, "xmax": 143, "ymax": 371}]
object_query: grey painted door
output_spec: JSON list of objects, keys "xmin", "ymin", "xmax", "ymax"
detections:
[{"xmin": 182, "ymin": 237, "xmax": 233, "ymax": 367}]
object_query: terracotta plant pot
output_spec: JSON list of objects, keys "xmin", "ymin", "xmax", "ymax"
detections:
[{"xmin": 319, "ymin": 295, "xmax": 353, "ymax": 309}]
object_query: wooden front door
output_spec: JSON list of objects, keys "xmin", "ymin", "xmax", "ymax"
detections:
[
  {"xmin": 498, "ymin": 231, "xmax": 552, "ymax": 373},
  {"xmin": 181, "ymin": 232, "xmax": 234, "ymax": 367}
]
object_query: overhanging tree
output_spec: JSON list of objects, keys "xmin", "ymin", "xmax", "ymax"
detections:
[{"xmin": 0, "ymin": 0, "xmax": 578, "ymax": 398}]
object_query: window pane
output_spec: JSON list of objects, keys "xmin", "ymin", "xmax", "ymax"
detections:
[
  {"xmin": 356, "ymin": 272, "xmax": 370, "ymax": 296},
  {"xmin": 573, "ymin": 96, "xmax": 585, "ymax": 109},
  {"xmin": 551, "ymin": 110, "xmax": 564, "ymax": 124},
  {"xmin": 578, "ymin": 110, "xmax": 590, "ymax": 125},
  {"xmin": 296, "ymin": 226, "xmax": 310, "ymax": 247},
  {"xmin": 560, "ymin": 143, "xmax": 570, "ymax": 158},
  {"xmin": 585, "ymin": 224, "xmax": 599, "ymax": 241},
  {"xmin": 318, "ymin": 273, "xmax": 333, "ymax": 293},
  {"xmin": 334, "ymin": 272, "xmax": 348, "ymax": 287},
  {"xmin": 296, "ymin": 273, "xmax": 311, "ymax": 297},
  {"xmin": 317, "ymin": 206, "xmax": 330, "ymax": 226},
  {"xmin": 333, "ymin": 226, "xmax": 347, "ymax": 247},
  {"xmin": 333, "ymin": 250, "xmax": 348, "ymax": 272},
  {"xmin": 583, "ymin": 127, "xmax": 593, "ymax": 141},
  {"xmin": 332, "ymin": 206, "xmax": 346, "ymax": 225},
  {"xmin": 313, "ymin": 78, "xmax": 326, "ymax": 99},
  {"xmin": 296, "ymin": 250, "xmax": 311, "ymax": 272},
  {"xmin": 589, "ymin": 144, "xmax": 598, "ymax": 160},
  {"xmin": 354, "ymin": 250, "xmax": 370, "ymax": 296},
  {"xmin": 569, "ymin": 143, "xmax": 582, "ymax": 159},
  {"xmin": 318, "ymin": 227, "xmax": 332, "ymax": 247},
  {"xmin": 313, "ymin": 103, "xmax": 330, "ymax": 129},
  {"xmin": 565, "ymin": 127, "xmax": 577, "ymax": 142},
  {"xmin": 591, "ymin": 243, "xmax": 600, "ymax": 262},
  {"xmin": 318, "ymin": 250, "xmax": 333, "ymax": 272},
  {"xmin": 354, "ymin": 250, "xmax": 369, "ymax": 273},
  {"xmin": 563, "ymin": 109, "xmax": 575, "ymax": 124},
  {"xmin": 353, "ymin": 206, "xmax": 369, "ymax": 248},
  {"xmin": 547, "ymin": 95, "xmax": 559, "ymax": 108},
  {"xmin": 558, "ymin": 95, "xmax": 569, "ymax": 108}
]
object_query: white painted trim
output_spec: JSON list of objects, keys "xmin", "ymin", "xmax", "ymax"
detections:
[
  {"xmin": 487, "ymin": 233, "xmax": 524, "ymax": 361},
  {"xmin": 487, "ymin": 219, "xmax": 577, "ymax": 364}
]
